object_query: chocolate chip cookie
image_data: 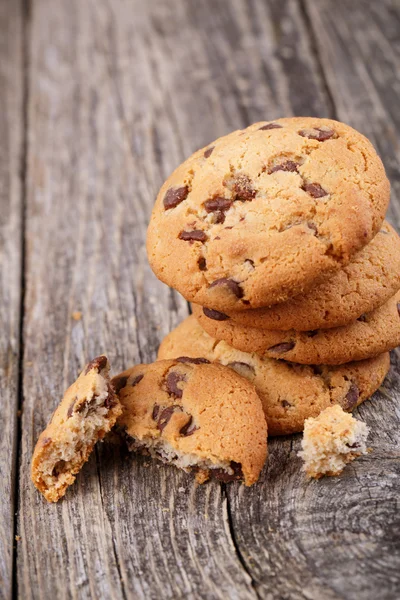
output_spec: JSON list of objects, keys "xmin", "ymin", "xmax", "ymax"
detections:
[
  {"xmin": 147, "ymin": 118, "xmax": 389, "ymax": 312},
  {"xmin": 31, "ymin": 356, "xmax": 122, "ymax": 502},
  {"xmin": 193, "ymin": 289, "xmax": 400, "ymax": 365},
  {"xmin": 299, "ymin": 405, "xmax": 370, "ymax": 478},
  {"xmin": 158, "ymin": 316, "xmax": 390, "ymax": 435},
  {"xmin": 207, "ymin": 222, "xmax": 400, "ymax": 331},
  {"xmin": 114, "ymin": 359, "xmax": 267, "ymax": 485}
]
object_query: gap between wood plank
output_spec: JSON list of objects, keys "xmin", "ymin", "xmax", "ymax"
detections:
[
  {"xmin": 12, "ymin": 0, "xmax": 31, "ymax": 598},
  {"xmin": 298, "ymin": 0, "xmax": 337, "ymax": 120}
]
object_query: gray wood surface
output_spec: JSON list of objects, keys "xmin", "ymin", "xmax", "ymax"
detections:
[
  {"xmin": 0, "ymin": 0, "xmax": 24, "ymax": 598},
  {"xmin": 0, "ymin": 0, "xmax": 398, "ymax": 598}
]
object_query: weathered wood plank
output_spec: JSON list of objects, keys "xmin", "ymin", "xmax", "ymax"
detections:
[
  {"xmin": 0, "ymin": 0, "xmax": 24, "ymax": 598},
  {"xmin": 226, "ymin": 1, "xmax": 400, "ymax": 598}
]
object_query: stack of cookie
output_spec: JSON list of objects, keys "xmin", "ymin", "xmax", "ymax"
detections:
[{"xmin": 148, "ymin": 117, "xmax": 398, "ymax": 435}]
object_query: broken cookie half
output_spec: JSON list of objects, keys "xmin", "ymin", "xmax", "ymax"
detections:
[
  {"xmin": 299, "ymin": 404, "xmax": 370, "ymax": 478},
  {"xmin": 113, "ymin": 358, "xmax": 268, "ymax": 485},
  {"xmin": 31, "ymin": 355, "xmax": 122, "ymax": 502}
]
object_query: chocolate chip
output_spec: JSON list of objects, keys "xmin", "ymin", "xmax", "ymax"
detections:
[
  {"xmin": 357, "ymin": 314, "xmax": 367, "ymax": 322},
  {"xmin": 166, "ymin": 372, "xmax": 187, "ymax": 398},
  {"xmin": 113, "ymin": 375, "xmax": 128, "ymax": 393},
  {"xmin": 204, "ymin": 197, "xmax": 232, "ymax": 213},
  {"xmin": 342, "ymin": 383, "xmax": 359, "ymax": 410},
  {"xmin": 131, "ymin": 374, "xmax": 144, "ymax": 387},
  {"xmin": 179, "ymin": 416, "xmax": 198, "ymax": 437},
  {"xmin": 198, "ymin": 257, "xmax": 207, "ymax": 271},
  {"xmin": 212, "ymin": 461, "xmax": 243, "ymax": 483},
  {"xmin": 305, "ymin": 330, "xmax": 318, "ymax": 338},
  {"xmin": 104, "ymin": 384, "xmax": 117, "ymax": 409},
  {"xmin": 179, "ymin": 230, "xmax": 207, "ymax": 242},
  {"xmin": 397, "ymin": 303, "xmax": 400, "ymax": 318},
  {"xmin": 298, "ymin": 127, "xmax": 336, "ymax": 141},
  {"xmin": 267, "ymin": 341, "xmax": 296, "ymax": 353},
  {"xmin": 164, "ymin": 186, "xmax": 189, "ymax": 209},
  {"xmin": 75, "ymin": 395, "xmax": 97, "ymax": 413},
  {"xmin": 259, "ymin": 123, "xmax": 282, "ymax": 130},
  {"xmin": 204, "ymin": 146, "xmax": 215, "ymax": 158},
  {"xmin": 176, "ymin": 356, "xmax": 211, "ymax": 364},
  {"xmin": 209, "ymin": 278, "xmax": 244, "ymax": 299},
  {"xmin": 346, "ymin": 442, "xmax": 361, "ymax": 449},
  {"xmin": 152, "ymin": 404, "xmax": 160, "ymax": 420},
  {"xmin": 157, "ymin": 405, "xmax": 182, "ymax": 431},
  {"xmin": 281, "ymin": 400, "xmax": 292, "ymax": 408},
  {"xmin": 269, "ymin": 160, "xmax": 299, "ymax": 174},
  {"xmin": 302, "ymin": 183, "xmax": 328, "ymax": 198},
  {"xmin": 85, "ymin": 355, "xmax": 108, "ymax": 374},
  {"xmin": 67, "ymin": 398, "xmax": 76, "ymax": 418},
  {"xmin": 227, "ymin": 361, "xmax": 256, "ymax": 376},
  {"xmin": 203, "ymin": 307, "xmax": 230, "ymax": 321},
  {"xmin": 227, "ymin": 174, "xmax": 256, "ymax": 202},
  {"xmin": 307, "ymin": 222, "xmax": 318, "ymax": 235}
]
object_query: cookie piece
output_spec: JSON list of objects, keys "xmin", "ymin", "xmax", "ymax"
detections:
[
  {"xmin": 211, "ymin": 223, "xmax": 400, "ymax": 331},
  {"xmin": 114, "ymin": 359, "xmax": 267, "ymax": 485},
  {"xmin": 158, "ymin": 316, "xmax": 390, "ymax": 435},
  {"xmin": 31, "ymin": 356, "xmax": 122, "ymax": 502},
  {"xmin": 193, "ymin": 289, "xmax": 400, "ymax": 364},
  {"xmin": 299, "ymin": 405, "xmax": 370, "ymax": 478},
  {"xmin": 147, "ymin": 118, "xmax": 389, "ymax": 312}
]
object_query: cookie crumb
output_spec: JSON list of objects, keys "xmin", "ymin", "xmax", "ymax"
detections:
[
  {"xmin": 72, "ymin": 311, "xmax": 82, "ymax": 321},
  {"xmin": 15, "ymin": 535, "xmax": 21, "ymax": 541},
  {"xmin": 299, "ymin": 405, "xmax": 369, "ymax": 478}
]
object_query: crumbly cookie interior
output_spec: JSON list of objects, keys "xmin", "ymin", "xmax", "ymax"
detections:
[
  {"xmin": 299, "ymin": 405, "xmax": 369, "ymax": 478},
  {"xmin": 122, "ymin": 432, "xmax": 242, "ymax": 483},
  {"xmin": 34, "ymin": 378, "xmax": 119, "ymax": 501}
]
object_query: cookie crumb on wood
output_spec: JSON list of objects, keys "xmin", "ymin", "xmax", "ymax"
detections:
[{"xmin": 299, "ymin": 405, "xmax": 370, "ymax": 478}]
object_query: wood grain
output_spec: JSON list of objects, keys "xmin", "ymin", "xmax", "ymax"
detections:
[
  {"xmin": 10, "ymin": 0, "xmax": 400, "ymax": 598},
  {"xmin": 0, "ymin": 0, "xmax": 24, "ymax": 598}
]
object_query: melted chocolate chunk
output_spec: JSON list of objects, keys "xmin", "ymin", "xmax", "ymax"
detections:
[
  {"xmin": 166, "ymin": 372, "xmax": 187, "ymax": 398},
  {"xmin": 212, "ymin": 461, "xmax": 243, "ymax": 482},
  {"xmin": 230, "ymin": 174, "xmax": 256, "ymax": 202},
  {"xmin": 298, "ymin": 127, "xmax": 336, "ymax": 141},
  {"xmin": 85, "ymin": 355, "xmax": 108, "ymax": 374},
  {"xmin": 259, "ymin": 123, "xmax": 283, "ymax": 130},
  {"xmin": 157, "ymin": 405, "xmax": 182, "ymax": 432},
  {"xmin": 163, "ymin": 186, "xmax": 189, "ymax": 210},
  {"xmin": 204, "ymin": 197, "xmax": 233, "ymax": 213},
  {"xmin": 209, "ymin": 278, "xmax": 244, "ymax": 299},
  {"xmin": 131, "ymin": 374, "xmax": 144, "ymax": 387},
  {"xmin": 179, "ymin": 416, "xmax": 199, "ymax": 437},
  {"xmin": 152, "ymin": 404, "xmax": 160, "ymax": 420},
  {"xmin": 179, "ymin": 230, "xmax": 207, "ymax": 243},
  {"xmin": 267, "ymin": 341, "xmax": 296, "ymax": 354},
  {"xmin": 269, "ymin": 160, "xmax": 299, "ymax": 174},
  {"xmin": 67, "ymin": 398, "xmax": 76, "ymax": 418},
  {"xmin": 176, "ymin": 356, "xmax": 211, "ymax": 364},
  {"xmin": 281, "ymin": 400, "xmax": 292, "ymax": 408},
  {"xmin": 198, "ymin": 257, "xmax": 207, "ymax": 271},
  {"xmin": 397, "ymin": 303, "xmax": 400, "ymax": 318},
  {"xmin": 342, "ymin": 383, "xmax": 359, "ymax": 410},
  {"xmin": 227, "ymin": 361, "xmax": 256, "ymax": 376},
  {"xmin": 204, "ymin": 146, "xmax": 215, "ymax": 158},
  {"xmin": 203, "ymin": 307, "xmax": 230, "ymax": 321},
  {"xmin": 302, "ymin": 183, "xmax": 328, "ymax": 198},
  {"xmin": 357, "ymin": 314, "xmax": 367, "ymax": 322},
  {"xmin": 113, "ymin": 375, "xmax": 128, "ymax": 393}
]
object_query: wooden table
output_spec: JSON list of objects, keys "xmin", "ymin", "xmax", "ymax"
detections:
[{"xmin": 2, "ymin": 1, "xmax": 400, "ymax": 598}]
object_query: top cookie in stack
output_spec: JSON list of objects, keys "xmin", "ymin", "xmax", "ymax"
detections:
[{"xmin": 147, "ymin": 117, "xmax": 389, "ymax": 312}]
